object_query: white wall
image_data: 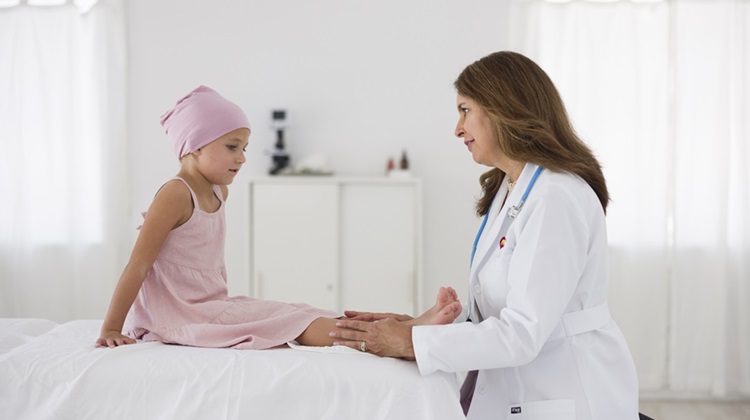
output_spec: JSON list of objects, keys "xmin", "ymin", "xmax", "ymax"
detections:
[{"xmin": 126, "ymin": 0, "xmax": 512, "ymax": 309}]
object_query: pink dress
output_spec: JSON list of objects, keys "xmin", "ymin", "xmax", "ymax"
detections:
[{"xmin": 125, "ymin": 177, "xmax": 338, "ymax": 349}]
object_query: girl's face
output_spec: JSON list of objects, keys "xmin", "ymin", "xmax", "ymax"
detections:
[
  {"xmin": 194, "ymin": 128, "xmax": 250, "ymax": 185},
  {"xmin": 454, "ymin": 94, "xmax": 504, "ymax": 168}
]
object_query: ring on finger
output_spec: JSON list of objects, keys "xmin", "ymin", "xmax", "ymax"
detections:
[{"xmin": 360, "ymin": 340, "xmax": 368, "ymax": 352}]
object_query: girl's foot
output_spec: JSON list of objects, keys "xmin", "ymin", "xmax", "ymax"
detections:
[{"xmin": 408, "ymin": 287, "xmax": 462, "ymax": 326}]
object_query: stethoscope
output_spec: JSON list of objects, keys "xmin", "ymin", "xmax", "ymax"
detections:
[{"xmin": 470, "ymin": 165, "xmax": 544, "ymax": 264}]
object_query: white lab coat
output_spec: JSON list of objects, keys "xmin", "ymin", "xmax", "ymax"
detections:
[{"xmin": 413, "ymin": 163, "xmax": 639, "ymax": 420}]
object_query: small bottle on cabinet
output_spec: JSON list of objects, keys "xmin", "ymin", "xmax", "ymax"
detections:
[
  {"xmin": 399, "ymin": 150, "xmax": 409, "ymax": 170},
  {"xmin": 388, "ymin": 150, "xmax": 411, "ymax": 179}
]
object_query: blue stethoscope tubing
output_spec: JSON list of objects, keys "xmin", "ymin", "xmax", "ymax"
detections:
[{"xmin": 470, "ymin": 166, "xmax": 544, "ymax": 264}]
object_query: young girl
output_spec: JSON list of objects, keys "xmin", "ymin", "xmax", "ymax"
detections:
[{"xmin": 96, "ymin": 85, "xmax": 461, "ymax": 350}]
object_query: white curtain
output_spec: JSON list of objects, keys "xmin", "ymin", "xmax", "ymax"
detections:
[
  {"xmin": 508, "ymin": 0, "xmax": 750, "ymax": 398},
  {"xmin": 0, "ymin": 0, "xmax": 128, "ymax": 322}
]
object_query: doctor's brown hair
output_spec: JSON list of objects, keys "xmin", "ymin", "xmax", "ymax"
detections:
[{"xmin": 455, "ymin": 51, "xmax": 609, "ymax": 216}]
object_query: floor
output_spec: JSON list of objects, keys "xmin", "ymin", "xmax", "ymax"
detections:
[{"xmin": 639, "ymin": 400, "xmax": 750, "ymax": 420}]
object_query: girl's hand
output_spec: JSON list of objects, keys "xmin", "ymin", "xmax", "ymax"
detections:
[
  {"xmin": 343, "ymin": 310, "xmax": 413, "ymax": 322},
  {"xmin": 96, "ymin": 330, "xmax": 136, "ymax": 348}
]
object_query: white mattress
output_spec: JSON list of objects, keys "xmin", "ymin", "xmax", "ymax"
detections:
[{"xmin": 0, "ymin": 318, "xmax": 465, "ymax": 419}]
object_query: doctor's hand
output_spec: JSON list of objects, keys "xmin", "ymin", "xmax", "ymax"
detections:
[
  {"xmin": 343, "ymin": 310, "xmax": 413, "ymax": 322},
  {"xmin": 330, "ymin": 318, "xmax": 415, "ymax": 360}
]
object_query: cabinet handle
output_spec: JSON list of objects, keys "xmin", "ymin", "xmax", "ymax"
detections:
[
  {"xmin": 255, "ymin": 271, "xmax": 263, "ymax": 298},
  {"xmin": 412, "ymin": 271, "xmax": 418, "ymax": 316}
]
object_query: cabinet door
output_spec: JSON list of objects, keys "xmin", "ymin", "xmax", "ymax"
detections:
[
  {"xmin": 340, "ymin": 184, "xmax": 416, "ymax": 316},
  {"xmin": 252, "ymin": 184, "xmax": 339, "ymax": 312}
]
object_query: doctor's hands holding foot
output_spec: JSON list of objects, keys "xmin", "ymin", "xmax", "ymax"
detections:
[
  {"xmin": 345, "ymin": 286, "xmax": 461, "ymax": 326},
  {"xmin": 331, "ymin": 287, "xmax": 462, "ymax": 358}
]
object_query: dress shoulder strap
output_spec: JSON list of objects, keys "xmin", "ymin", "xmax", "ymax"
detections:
[
  {"xmin": 168, "ymin": 176, "xmax": 199, "ymax": 208},
  {"xmin": 212, "ymin": 184, "xmax": 225, "ymax": 203}
]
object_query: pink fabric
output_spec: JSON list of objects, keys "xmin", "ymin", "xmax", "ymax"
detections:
[
  {"xmin": 125, "ymin": 177, "xmax": 338, "ymax": 350},
  {"xmin": 160, "ymin": 85, "xmax": 251, "ymax": 160}
]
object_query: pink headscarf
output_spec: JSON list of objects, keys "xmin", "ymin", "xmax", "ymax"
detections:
[{"xmin": 160, "ymin": 85, "xmax": 251, "ymax": 160}]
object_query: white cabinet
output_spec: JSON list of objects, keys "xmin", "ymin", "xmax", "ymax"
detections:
[{"xmin": 249, "ymin": 177, "xmax": 422, "ymax": 316}]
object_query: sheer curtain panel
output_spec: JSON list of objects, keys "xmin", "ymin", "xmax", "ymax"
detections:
[
  {"xmin": 508, "ymin": 0, "xmax": 749, "ymax": 398},
  {"xmin": 0, "ymin": 0, "xmax": 128, "ymax": 322}
]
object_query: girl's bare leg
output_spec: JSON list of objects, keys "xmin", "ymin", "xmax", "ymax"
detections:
[{"xmin": 295, "ymin": 317, "xmax": 343, "ymax": 347}]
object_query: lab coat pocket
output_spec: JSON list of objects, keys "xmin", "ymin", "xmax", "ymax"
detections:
[
  {"xmin": 479, "ymin": 249, "xmax": 511, "ymax": 309},
  {"xmin": 506, "ymin": 399, "xmax": 576, "ymax": 420}
]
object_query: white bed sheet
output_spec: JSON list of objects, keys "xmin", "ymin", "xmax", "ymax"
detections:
[{"xmin": 0, "ymin": 318, "xmax": 465, "ymax": 420}]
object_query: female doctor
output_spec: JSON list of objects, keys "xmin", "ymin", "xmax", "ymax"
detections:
[{"xmin": 331, "ymin": 51, "xmax": 640, "ymax": 420}]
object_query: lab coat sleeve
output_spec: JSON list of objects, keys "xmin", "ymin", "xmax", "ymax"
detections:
[{"xmin": 413, "ymin": 182, "xmax": 592, "ymax": 376}]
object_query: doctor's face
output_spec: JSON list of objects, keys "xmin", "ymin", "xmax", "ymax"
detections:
[{"xmin": 454, "ymin": 94, "xmax": 503, "ymax": 168}]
